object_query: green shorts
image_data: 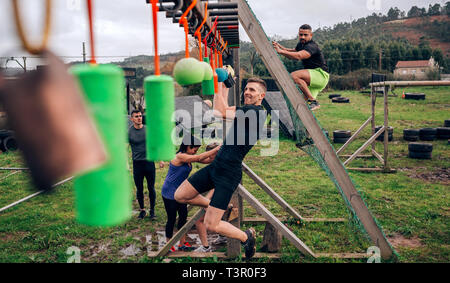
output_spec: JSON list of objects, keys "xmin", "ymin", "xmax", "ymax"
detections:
[{"xmin": 308, "ymin": 68, "xmax": 330, "ymax": 100}]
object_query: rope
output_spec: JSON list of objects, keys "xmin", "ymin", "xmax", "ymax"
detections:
[
  {"xmin": 150, "ymin": 0, "xmax": 160, "ymax": 75},
  {"xmin": 195, "ymin": 2, "xmax": 208, "ymax": 61},
  {"xmin": 11, "ymin": 0, "xmax": 52, "ymax": 55},
  {"xmin": 86, "ymin": 0, "xmax": 96, "ymax": 64},
  {"xmin": 179, "ymin": 0, "xmax": 197, "ymax": 58}
]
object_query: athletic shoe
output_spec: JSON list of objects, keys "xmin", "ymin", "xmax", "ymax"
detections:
[
  {"xmin": 138, "ymin": 210, "xmax": 146, "ymax": 219},
  {"xmin": 169, "ymin": 246, "xmax": 176, "ymax": 253},
  {"xmin": 178, "ymin": 242, "xmax": 194, "ymax": 251},
  {"xmin": 212, "ymin": 235, "xmax": 227, "ymax": 245},
  {"xmin": 193, "ymin": 245, "xmax": 213, "ymax": 252},
  {"xmin": 308, "ymin": 100, "xmax": 320, "ymax": 111},
  {"xmin": 242, "ymin": 228, "xmax": 256, "ymax": 259},
  {"xmin": 149, "ymin": 210, "xmax": 156, "ymax": 220}
]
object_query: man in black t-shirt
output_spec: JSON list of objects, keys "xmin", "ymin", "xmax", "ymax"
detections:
[
  {"xmin": 129, "ymin": 110, "xmax": 164, "ymax": 220},
  {"xmin": 273, "ymin": 24, "xmax": 329, "ymax": 111},
  {"xmin": 174, "ymin": 78, "xmax": 267, "ymax": 259}
]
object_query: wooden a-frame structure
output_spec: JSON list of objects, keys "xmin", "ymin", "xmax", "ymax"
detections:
[
  {"xmin": 149, "ymin": 0, "xmax": 395, "ymax": 261},
  {"xmin": 236, "ymin": 0, "xmax": 394, "ymax": 260}
]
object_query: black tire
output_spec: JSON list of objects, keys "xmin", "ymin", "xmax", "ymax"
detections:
[
  {"xmin": 436, "ymin": 127, "xmax": 450, "ymax": 136},
  {"xmin": 0, "ymin": 138, "xmax": 4, "ymax": 152},
  {"xmin": 403, "ymin": 129, "xmax": 420, "ymax": 137},
  {"xmin": 438, "ymin": 135, "xmax": 450, "ymax": 140},
  {"xmin": 333, "ymin": 130, "xmax": 351, "ymax": 138},
  {"xmin": 445, "ymin": 120, "xmax": 450, "ymax": 127},
  {"xmin": 332, "ymin": 97, "xmax": 350, "ymax": 103},
  {"xmin": 328, "ymin": 94, "xmax": 341, "ymax": 99},
  {"xmin": 420, "ymin": 135, "xmax": 436, "ymax": 141},
  {"xmin": 408, "ymin": 151, "xmax": 432, "ymax": 159},
  {"xmin": 404, "ymin": 93, "xmax": 426, "ymax": 100},
  {"xmin": 333, "ymin": 137, "xmax": 350, "ymax": 144},
  {"xmin": 408, "ymin": 143, "xmax": 433, "ymax": 152},
  {"xmin": 419, "ymin": 128, "xmax": 437, "ymax": 141},
  {"xmin": 375, "ymin": 126, "xmax": 394, "ymax": 134},
  {"xmin": 2, "ymin": 136, "xmax": 18, "ymax": 152},
  {"xmin": 404, "ymin": 135, "xmax": 419, "ymax": 141},
  {"xmin": 376, "ymin": 134, "xmax": 393, "ymax": 142},
  {"xmin": 0, "ymin": 130, "xmax": 11, "ymax": 139}
]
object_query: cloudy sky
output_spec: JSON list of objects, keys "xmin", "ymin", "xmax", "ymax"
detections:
[{"xmin": 0, "ymin": 0, "xmax": 445, "ymax": 68}]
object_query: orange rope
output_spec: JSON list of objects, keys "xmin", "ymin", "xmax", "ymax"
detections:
[
  {"xmin": 150, "ymin": 0, "xmax": 160, "ymax": 75},
  {"xmin": 11, "ymin": 0, "xmax": 52, "ymax": 55},
  {"xmin": 195, "ymin": 2, "xmax": 208, "ymax": 61},
  {"xmin": 86, "ymin": 0, "xmax": 96, "ymax": 64},
  {"xmin": 179, "ymin": 0, "xmax": 197, "ymax": 58}
]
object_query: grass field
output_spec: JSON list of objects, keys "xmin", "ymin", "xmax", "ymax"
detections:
[{"xmin": 0, "ymin": 86, "xmax": 448, "ymax": 263}]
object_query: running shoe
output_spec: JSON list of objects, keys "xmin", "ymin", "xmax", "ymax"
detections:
[
  {"xmin": 178, "ymin": 242, "xmax": 194, "ymax": 251},
  {"xmin": 138, "ymin": 210, "xmax": 146, "ymax": 219},
  {"xmin": 242, "ymin": 228, "xmax": 256, "ymax": 259},
  {"xmin": 193, "ymin": 245, "xmax": 213, "ymax": 253},
  {"xmin": 149, "ymin": 210, "xmax": 156, "ymax": 220},
  {"xmin": 212, "ymin": 235, "xmax": 228, "ymax": 245},
  {"xmin": 307, "ymin": 100, "xmax": 320, "ymax": 111}
]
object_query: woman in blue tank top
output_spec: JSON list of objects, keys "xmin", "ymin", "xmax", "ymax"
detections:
[{"xmin": 161, "ymin": 136, "xmax": 220, "ymax": 252}]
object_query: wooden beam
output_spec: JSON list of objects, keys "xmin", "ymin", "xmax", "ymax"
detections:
[
  {"xmin": 237, "ymin": 185, "xmax": 316, "ymax": 258},
  {"xmin": 236, "ymin": 0, "xmax": 394, "ymax": 260},
  {"xmin": 336, "ymin": 116, "xmax": 372, "ymax": 155},
  {"xmin": 343, "ymin": 126, "xmax": 385, "ymax": 166},
  {"xmin": 316, "ymin": 253, "xmax": 369, "ymax": 259},
  {"xmin": 370, "ymin": 81, "xmax": 450, "ymax": 87},
  {"xmin": 371, "ymin": 149, "xmax": 384, "ymax": 164},
  {"xmin": 243, "ymin": 217, "xmax": 347, "ymax": 223},
  {"xmin": 152, "ymin": 209, "xmax": 205, "ymax": 258},
  {"xmin": 347, "ymin": 167, "xmax": 397, "ymax": 173},
  {"xmin": 149, "ymin": 251, "xmax": 282, "ymax": 259},
  {"xmin": 242, "ymin": 162, "xmax": 304, "ymax": 221}
]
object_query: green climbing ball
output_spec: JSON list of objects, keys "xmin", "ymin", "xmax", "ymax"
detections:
[
  {"xmin": 200, "ymin": 61, "xmax": 213, "ymax": 81},
  {"xmin": 173, "ymin": 58, "xmax": 204, "ymax": 86}
]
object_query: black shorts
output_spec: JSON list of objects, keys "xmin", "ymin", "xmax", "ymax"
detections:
[{"xmin": 187, "ymin": 162, "xmax": 242, "ymax": 210}]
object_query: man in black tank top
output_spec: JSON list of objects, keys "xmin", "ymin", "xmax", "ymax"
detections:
[
  {"xmin": 174, "ymin": 78, "xmax": 267, "ymax": 259},
  {"xmin": 273, "ymin": 24, "xmax": 330, "ymax": 111}
]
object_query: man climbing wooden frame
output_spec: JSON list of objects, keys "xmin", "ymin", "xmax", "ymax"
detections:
[{"xmin": 235, "ymin": 0, "xmax": 394, "ymax": 260}]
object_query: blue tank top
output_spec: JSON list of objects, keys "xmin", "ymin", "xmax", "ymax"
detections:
[{"xmin": 161, "ymin": 162, "xmax": 192, "ymax": 200}]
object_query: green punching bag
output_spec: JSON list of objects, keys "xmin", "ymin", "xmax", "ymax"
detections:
[
  {"xmin": 202, "ymin": 57, "xmax": 215, "ymax": 96},
  {"xmin": 70, "ymin": 64, "xmax": 132, "ymax": 227},
  {"xmin": 144, "ymin": 74, "xmax": 175, "ymax": 161}
]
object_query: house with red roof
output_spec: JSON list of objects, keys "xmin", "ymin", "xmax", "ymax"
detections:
[{"xmin": 394, "ymin": 57, "xmax": 439, "ymax": 79}]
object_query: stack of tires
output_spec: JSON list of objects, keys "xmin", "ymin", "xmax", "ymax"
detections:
[
  {"xmin": 375, "ymin": 126, "xmax": 394, "ymax": 141},
  {"xmin": 436, "ymin": 127, "xmax": 450, "ymax": 140},
  {"xmin": 419, "ymin": 128, "xmax": 437, "ymax": 141},
  {"xmin": 0, "ymin": 130, "xmax": 18, "ymax": 152},
  {"xmin": 333, "ymin": 130, "xmax": 351, "ymax": 143},
  {"xmin": 408, "ymin": 143, "xmax": 433, "ymax": 159},
  {"xmin": 403, "ymin": 129, "xmax": 420, "ymax": 141}
]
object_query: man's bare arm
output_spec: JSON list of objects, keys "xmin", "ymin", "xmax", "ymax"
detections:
[{"xmin": 213, "ymin": 83, "xmax": 236, "ymax": 120}]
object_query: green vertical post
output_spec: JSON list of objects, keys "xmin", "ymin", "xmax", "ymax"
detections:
[
  {"xmin": 70, "ymin": 64, "xmax": 131, "ymax": 227},
  {"xmin": 144, "ymin": 75, "xmax": 175, "ymax": 161}
]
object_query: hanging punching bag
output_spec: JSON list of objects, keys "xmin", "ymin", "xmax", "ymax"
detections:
[
  {"xmin": 201, "ymin": 57, "xmax": 215, "ymax": 95},
  {"xmin": 144, "ymin": 74, "xmax": 175, "ymax": 161},
  {"xmin": 70, "ymin": 64, "xmax": 132, "ymax": 227}
]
